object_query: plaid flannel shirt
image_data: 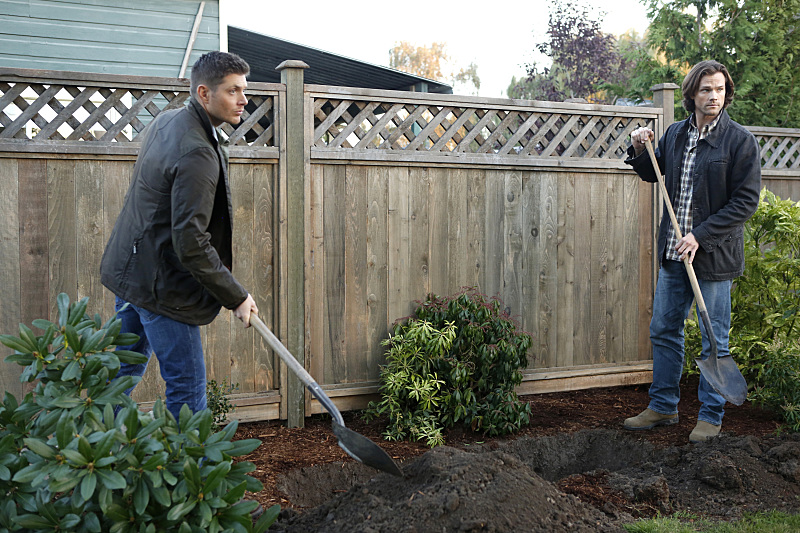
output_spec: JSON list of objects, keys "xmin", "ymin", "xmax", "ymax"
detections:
[{"xmin": 665, "ymin": 114, "xmax": 720, "ymax": 261}]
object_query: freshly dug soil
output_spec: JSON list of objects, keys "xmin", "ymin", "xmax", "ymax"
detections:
[{"xmin": 235, "ymin": 375, "xmax": 797, "ymax": 531}]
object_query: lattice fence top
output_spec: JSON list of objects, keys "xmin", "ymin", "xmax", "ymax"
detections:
[
  {"xmin": 748, "ymin": 127, "xmax": 800, "ymax": 171},
  {"xmin": 311, "ymin": 94, "xmax": 658, "ymax": 161},
  {"xmin": 0, "ymin": 68, "xmax": 279, "ymax": 150}
]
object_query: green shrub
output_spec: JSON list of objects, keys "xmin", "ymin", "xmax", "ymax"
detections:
[
  {"xmin": 0, "ymin": 294, "xmax": 278, "ymax": 533},
  {"xmin": 749, "ymin": 338, "xmax": 800, "ymax": 431},
  {"xmin": 207, "ymin": 379, "xmax": 239, "ymax": 431},
  {"xmin": 365, "ymin": 288, "xmax": 533, "ymax": 446}
]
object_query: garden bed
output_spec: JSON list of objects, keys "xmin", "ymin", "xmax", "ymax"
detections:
[{"xmin": 235, "ymin": 375, "xmax": 796, "ymax": 531}]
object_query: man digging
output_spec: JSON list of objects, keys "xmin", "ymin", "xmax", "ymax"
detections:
[{"xmin": 623, "ymin": 60, "xmax": 761, "ymax": 443}]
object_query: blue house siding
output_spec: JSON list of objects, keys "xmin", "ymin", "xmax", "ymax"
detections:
[{"xmin": 0, "ymin": 0, "xmax": 220, "ymax": 77}]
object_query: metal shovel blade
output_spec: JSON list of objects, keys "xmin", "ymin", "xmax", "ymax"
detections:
[
  {"xmin": 694, "ymin": 308, "xmax": 748, "ymax": 406},
  {"xmin": 695, "ymin": 355, "xmax": 748, "ymax": 406},
  {"xmin": 250, "ymin": 313, "xmax": 403, "ymax": 477},
  {"xmin": 333, "ymin": 421, "xmax": 403, "ymax": 477}
]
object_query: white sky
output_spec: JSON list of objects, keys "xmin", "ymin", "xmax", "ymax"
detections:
[{"xmin": 224, "ymin": 0, "xmax": 651, "ymax": 98}]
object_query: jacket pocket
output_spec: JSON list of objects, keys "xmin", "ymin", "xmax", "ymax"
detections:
[{"xmin": 152, "ymin": 250, "xmax": 206, "ymax": 311}]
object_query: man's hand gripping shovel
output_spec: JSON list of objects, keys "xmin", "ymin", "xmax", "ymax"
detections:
[{"xmin": 644, "ymin": 139, "xmax": 748, "ymax": 406}]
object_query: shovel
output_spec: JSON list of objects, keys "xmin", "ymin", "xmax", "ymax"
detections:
[
  {"xmin": 644, "ymin": 139, "xmax": 747, "ymax": 406},
  {"xmin": 249, "ymin": 313, "xmax": 403, "ymax": 476}
]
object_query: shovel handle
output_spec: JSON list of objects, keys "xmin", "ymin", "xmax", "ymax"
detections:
[
  {"xmin": 250, "ymin": 313, "xmax": 345, "ymax": 426},
  {"xmin": 644, "ymin": 139, "xmax": 711, "ymax": 317}
]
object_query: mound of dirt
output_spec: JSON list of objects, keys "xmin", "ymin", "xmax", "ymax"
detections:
[
  {"xmin": 267, "ymin": 429, "xmax": 800, "ymax": 531},
  {"xmin": 269, "ymin": 441, "xmax": 623, "ymax": 532}
]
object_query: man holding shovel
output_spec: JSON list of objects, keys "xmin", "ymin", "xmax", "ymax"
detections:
[
  {"xmin": 100, "ymin": 51, "xmax": 258, "ymax": 420},
  {"xmin": 623, "ymin": 60, "xmax": 761, "ymax": 442}
]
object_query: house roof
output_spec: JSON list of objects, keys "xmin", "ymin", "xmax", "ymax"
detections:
[{"xmin": 227, "ymin": 26, "xmax": 453, "ymax": 94}]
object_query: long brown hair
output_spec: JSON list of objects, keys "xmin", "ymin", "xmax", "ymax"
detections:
[{"xmin": 681, "ymin": 60, "xmax": 735, "ymax": 113}]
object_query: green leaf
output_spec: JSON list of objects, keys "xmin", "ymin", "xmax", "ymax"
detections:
[
  {"xmin": 113, "ymin": 349, "xmax": 148, "ymax": 364},
  {"xmin": 167, "ymin": 500, "xmax": 197, "ymax": 521},
  {"xmin": 13, "ymin": 515, "xmax": 54, "ymax": 529},
  {"xmin": 222, "ymin": 481, "xmax": 248, "ymax": 504},
  {"xmin": 226, "ymin": 438, "xmax": 261, "ymax": 457},
  {"xmin": 134, "ymin": 477, "xmax": 150, "ymax": 515},
  {"xmin": 97, "ymin": 469, "xmax": 127, "ymax": 490},
  {"xmin": 49, "ymin": 472, "xmax": 82, "ymax": 493},
  {"xmin": 253, "ymin": 504, "xmax": 281, "ymax": 533},
  {"xmin": 202, "ymin": 462, "xmax": 231, "ymax": 494},
  {"xmin": 0, "ymin": 334, "xmax": 34, "ymax": 354},
  {"xmin": 23, "ymin": 437, "xmax": 56, "ymax": 460},
  {"xmin": 64, "ymin": 325, "xmax": 81, "ymax": 352},
  {"xmin": 80, "ymin": 472, "xmax": 97, "ymax": 502},
  {"xmin": 12, "ymin": 464, "xmax": 42, "ymax": 484}
]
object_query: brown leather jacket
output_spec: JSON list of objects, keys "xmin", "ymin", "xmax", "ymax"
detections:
[{"xmin": 100, "ymin": 98, "xmax": 247, "ymax": 325}]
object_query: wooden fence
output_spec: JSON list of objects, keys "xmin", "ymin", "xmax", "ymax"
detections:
[{"xmin": 1, "ymin": 66, "xmax": 798, "ymax": 425}]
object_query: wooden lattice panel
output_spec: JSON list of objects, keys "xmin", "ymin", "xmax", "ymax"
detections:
[
  {"xmin": 312, "ymin": 97, "xmax": 655, "ymax": 159},
  {"xmin": 0, "ymin": 78, "xmax": 276, "ymax": 147},
  {"xmin": 752, "ymin": 132, "xmax": 800, "ymax": 170}
]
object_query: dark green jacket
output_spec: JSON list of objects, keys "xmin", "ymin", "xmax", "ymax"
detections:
[{"xmin": 100, "ymin": 98, "xmax": 247, "ymax": 325}]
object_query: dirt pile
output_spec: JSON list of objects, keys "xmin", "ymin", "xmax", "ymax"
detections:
[{"xmin": 268, "ymin": 429, "xmax": 800, "ymax": 532}]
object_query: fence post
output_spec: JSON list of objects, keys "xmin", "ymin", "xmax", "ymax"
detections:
[
  {"xmin": 650, "ymin": 83, "xmax": 679, "ymax": 138},
  {"xmin": 276, "ymin": 60, "xmax": 309, "ymax": 428}
]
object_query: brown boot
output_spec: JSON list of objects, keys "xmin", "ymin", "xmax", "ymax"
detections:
[
  {"xmin": 689, "ymin": 420, "xmax": 721, "ymax": 443},
  {"xmin": 623, "ymin": 408, "xmax": 678, "ymax": 430}
]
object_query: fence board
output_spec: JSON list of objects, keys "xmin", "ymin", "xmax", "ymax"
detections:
[
  {"xmin": 307, "ymin": 164, "xmax": 325, "ymax": 386},
  {"xmin": 75, "ymin": 160, "xmax": 105, "ymax": 310},
  {"xmin": 47, "ymin": 160, "xmax": 77, "ymax": 319},
  {"xmin": 483, "ymin": 171, "xmax": 504, "ymax": 298},
  {"xmin": 387, "ymin": 166, "xmax": 411, "ymax": 324},
  {"xmin": 638, "ymin": 181, "xmax": 654, "ymax": 360},
  {"xmin": 230, "ymin": 163, "xmax": 256, "ymax": 392},
  {"xmin": 556, "ymin": 173, "xmax": 575, "ymax": 368},
  {"xmin": 323, "ymin": 164, "xmax": 347, "ymax": 383},
  {"xmin": 538, "ymin": 172, "xmax": 558, "ymax": 368},
  {"xmin": 428, "ymin": 167, "xmax": 449, "ymax": 296},
  {"xmin": 521, "ymin": 172, "xmax": 540, "ymax": 366},
  {"xmin": 573, "ymin": 174, "xmax": 592, "ymax": 366},
  {"xmin": 446, "ymin": 168, "xmax": 468, "ymax": 294},
  {"xmin": 465, "ymin": 170, "xmax": 485, "ymax": 289},
  {"xmin": 18, "ymin": 159, "xmax": 49, "ymax": 333},
  {"xmin": 253, "ymin": 163, "xmax": 276, "ymax": 391},
  {"xmin": 607, "ymin": 174, "xmax": 625, "ymax": 363},
  {"xmin": 366, "ymin": 166, "xmax": 389, "ymax": 377},
  {"xmin": 503, "ymin": 171, "xmax": 523, "ymax": 325},
  {"xmin": 0, "ymin": 159, "xmax": 21, "ymax": 396},
  {"xmin": 590, "ymin": 175, "xmax": 608, "ymax": 364},
  {"xmin": 344, "ymin": 165, "xmax": 369, "ymax": 382},
  {"xmin": 623, "ymin": 175, "xmax": 641, "ymax": 361},
  {"xmin": 409, "ymin": 167, "xmax": 430, "ymax": 300}
]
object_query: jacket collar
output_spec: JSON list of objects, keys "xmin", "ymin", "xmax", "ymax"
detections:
[
  {"xmin": 678, "ymin": 109, "xmax": 730, "ymax": 149},
  {"xmin": 187, "ymin": 97, "xmax": 221, "ymax": 147}
]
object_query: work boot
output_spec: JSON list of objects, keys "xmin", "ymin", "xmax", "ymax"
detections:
[
  {"xmin": 689, "ymin": 420, "xmax": 721, "ymax": 443},
  {"xmin": 623, "ymin": 408, "xmax": 678, "ymax": 430}
]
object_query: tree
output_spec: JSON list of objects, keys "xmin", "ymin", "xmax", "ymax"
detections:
[
  {"xmin": 509, "ymin": 0, "xmax": 632, "ymax": 103},
  {"xmin": 389, "ymin": 41, "xmax": 481, "ymax": 94},
  {"xmin": 642, "ymin": 0, "xmax": 800, "ymax": 127}
]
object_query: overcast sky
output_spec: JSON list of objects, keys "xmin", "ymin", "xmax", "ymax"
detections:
[{"xmin": 224, "ymin": 0, "xmax": 651, "ymax": 98}]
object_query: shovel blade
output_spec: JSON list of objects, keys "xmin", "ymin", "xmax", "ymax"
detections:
[
  {"xmin": 695, "ymin": 355, "xmax": 748, "ymax": 406},
  {"xmin": 332, "ymin": 421, "xmax": 403, "ymax": 477}
]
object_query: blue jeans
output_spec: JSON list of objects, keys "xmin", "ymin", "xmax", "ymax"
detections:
[
  {"xmin": 648, "ymin": 260, "xmax": 730, "ymax": 426},
  {"xmin": 114, "ymin": 297, "xmax": 207, "ymax": 419}
]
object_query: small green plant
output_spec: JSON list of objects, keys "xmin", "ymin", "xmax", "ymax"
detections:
[
  {"xmin": 207, "ymin": 379, "xmax": 239, "ymax": 430},
  {"xmin": 365, "ymin": 288, "xmax": 533, "ymax": 446},
  {"xmin": 0, "ymin": 294, "xmax": 278, "ymax": 533},
  {"xmin": 748, "ymin": 337, "xmax": 800, "ymax": 431}
]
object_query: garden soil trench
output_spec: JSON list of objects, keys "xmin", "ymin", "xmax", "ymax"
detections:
[{"xmin": 234, "ymin": 376, "xmax": 800, "ymax": 532}]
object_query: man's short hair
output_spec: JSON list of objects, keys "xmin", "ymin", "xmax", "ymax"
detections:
[
  {"xmin": 681, "ymin": 60, "xmax": 735, "ymax": 113},
  {"xmin": 189, "ymin": 51, "xmax": 250, "ymax": 98}
]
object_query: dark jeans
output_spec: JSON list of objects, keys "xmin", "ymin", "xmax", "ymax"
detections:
[
  {"xmin": 648, "ymin": 260, "xmax": 730, "ymax": 425},
  {"xmin": 114, "ymin": 296, "xmax": 207, "ymax": 419}
]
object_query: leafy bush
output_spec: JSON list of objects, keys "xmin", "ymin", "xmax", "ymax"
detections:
[
  {"xmin": 365, "ymin": 289, "xmax": 533, "ymax": 446},
  {"xmin": 207, "ymin": 379, "xmax": 239, "ymax": 431},
  {"xmin": 0, "ymin": 294, "xmax": 278, "ymax": 533},
  {"xmin": 749, "ymin": 338, "xmax": 800, "ymax": 431}
]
